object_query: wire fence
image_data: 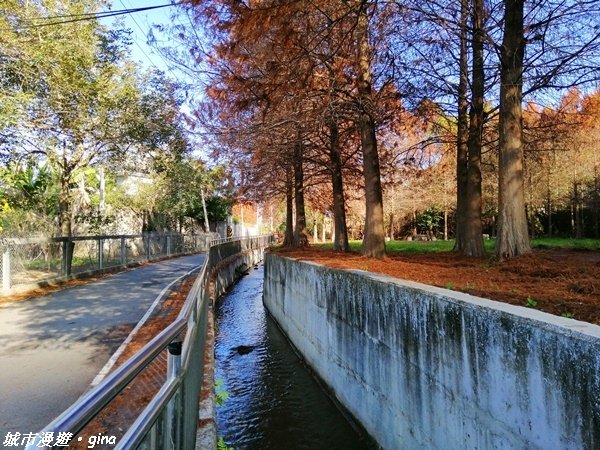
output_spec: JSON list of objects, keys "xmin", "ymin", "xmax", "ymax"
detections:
[{"xmin": 0, "ymin": 232, "xmax": 219, "ymax": 294}]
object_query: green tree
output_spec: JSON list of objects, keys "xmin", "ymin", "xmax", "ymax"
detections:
[{"xmin": 0, "ymin": 0, "xmax": 142, "ymax": 237}]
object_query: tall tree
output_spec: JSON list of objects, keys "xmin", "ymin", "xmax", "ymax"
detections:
[
  {"xmin": 0, "ymin": 0, "xmax": 144, "ymax": 237},
  {"xmin": 496, "ymin": 0, "xmax": 531, "ymax": 259},
  {"xmin": 462, "ymin": 0, "xmax": 486, "ymax": 257},
  {"xmin": 356, "ymin": 0, "xmax": 386, "ymax": 258},
  {"xmin": 454, "ymin": 0, "xmax": 470, "ymax": 253},
  {"xmin": 293, "ymin": 129, "xmax": 309, "ymax": 246}
]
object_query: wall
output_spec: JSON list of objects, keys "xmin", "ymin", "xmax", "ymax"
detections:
[{"xmin": 263, "ymin": 253, "xmax": 600, "ymax": 450}]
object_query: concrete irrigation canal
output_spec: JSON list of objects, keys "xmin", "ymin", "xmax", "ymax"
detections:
[{"xmin": 214, "ymin": 263, "xmax": 374, "ymax": 449}]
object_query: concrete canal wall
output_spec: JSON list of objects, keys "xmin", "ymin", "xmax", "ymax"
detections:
[{"xmin": 263, "ymin": 253, "xmax": 600, "ymax": 450}]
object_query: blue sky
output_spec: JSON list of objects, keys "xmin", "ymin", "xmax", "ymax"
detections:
[{"xmin": 107, "ymin": 0, "xmax": 177, "ymax": 72}]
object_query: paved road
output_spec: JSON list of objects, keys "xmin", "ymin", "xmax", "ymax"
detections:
[{"xmin": 0, "ymin": 254, "xmax": 205, "ymax": 443}]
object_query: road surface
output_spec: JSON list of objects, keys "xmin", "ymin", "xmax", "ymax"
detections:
[{"xmin": 0, "ymin": 254, "xmax": 205, "ymax": 444}]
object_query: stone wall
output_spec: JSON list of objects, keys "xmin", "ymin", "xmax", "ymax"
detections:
[{"xmin": 263, "ymin": 253, "xmax": 600, "ymax": 450}]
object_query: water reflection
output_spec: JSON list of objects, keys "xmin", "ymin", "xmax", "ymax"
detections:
[{"xmin": 215, "ymin": 264, "xmax": 372, "ymax": 450}]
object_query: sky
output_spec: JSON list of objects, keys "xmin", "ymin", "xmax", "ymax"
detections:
[{"xmin": 107, "ymin": 0, "xmax": 179, "ymax": 73}]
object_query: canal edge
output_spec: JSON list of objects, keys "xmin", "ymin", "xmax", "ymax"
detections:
[{"xmin": 196, "ymin": 248, "xmax": 266, "ymax": 449}]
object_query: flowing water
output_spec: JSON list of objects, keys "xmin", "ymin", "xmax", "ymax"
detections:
[{"xmin": 215, "ymin": 264, "xmax": 373, "ymax": 450}]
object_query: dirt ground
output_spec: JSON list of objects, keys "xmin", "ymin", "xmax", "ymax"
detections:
[{"xmin": 276, "ymin": 247, "xmax": 600, "ymax": 326}]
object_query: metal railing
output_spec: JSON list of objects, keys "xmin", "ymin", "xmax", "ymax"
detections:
[
  {"xmin": 26, "ymin": 235, "xmax": 272, "ymax": 450},
  {"xmin": 0, "ymin": 232, "xmax": 219, "ymax": 294}
]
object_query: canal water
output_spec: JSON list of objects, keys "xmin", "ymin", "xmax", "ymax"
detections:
[{"xmin": 214, "ymin": 263, "xmax": 373, "ymax": 450}]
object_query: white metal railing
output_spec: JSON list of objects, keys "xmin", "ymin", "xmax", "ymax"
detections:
[
  {"xmin": 25, "ymin": 235, "xmax": 272, "ymax": 450},
  {"xmin": 0, "ymin": 232, "xmax": 219, "ymax": 294}
]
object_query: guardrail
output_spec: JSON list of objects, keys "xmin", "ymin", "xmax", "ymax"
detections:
[
  {"xmin": 26, "ymin": 234, "xmax": 272, "ymax": 450},
  {"xmin": 0, "ymin": 232, "xmax": 219, "ymax": 294}
]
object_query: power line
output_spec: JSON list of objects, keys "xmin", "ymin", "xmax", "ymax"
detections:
[
  {"xmin": 117, "ymin": 0, "xmax": 164, "ymax": 72},
  {"xmin": 4, "ymin": 3, "xmax": 180, "ymax": 31},
  {"xmin": 118, "ymin": 0, "xmax": 175, "ymax": 74}
]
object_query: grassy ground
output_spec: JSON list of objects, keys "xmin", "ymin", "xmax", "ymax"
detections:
[{"xmin": 314, "ymin": 237, "xmax": 600, "ymax": 254}]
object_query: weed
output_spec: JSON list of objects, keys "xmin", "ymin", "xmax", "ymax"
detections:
[
  {"xmin": 215, "ymin": 381, "xmax": 233, "ymax": 448},
  {"xmin": 446, "ymin": 282, "xmax": 454, "ymax": 290},
  {"xmin": 215, "ymin": 379, "xmax": 229, "ymax": 407},
  {"xmin": 217, "ymin": 437, "xmax": 234, "ymax": 450},
  {"xmin": 561, "ymin": 312, "xmax": 575, "ymax": 319},
  {"xmin": 525, "ymin": 297, "xmax": 538, "ymax": 308}
]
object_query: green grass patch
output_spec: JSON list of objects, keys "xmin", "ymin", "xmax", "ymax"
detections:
[
  {"xmin": 314, "ymin": 239, "xmax": 497, "ymax": 254},
  {"xmin": 24, "ymin": 255, "xmax": 98, "ymax": 272},
  {"xmin": 531, "ymin": 237, "xmax": 600, "ymax": 250},
  {"xmin": 385, "ymin": 240, "xmax": 455, "ymax": 254},
  {"xmin": 313, "ymin": 237, "xmax": 599, "ymax": 255}
]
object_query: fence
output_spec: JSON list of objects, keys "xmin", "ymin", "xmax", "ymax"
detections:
[
  {"xmin": 0, "ymin": 232, "xmax": 219, "ymax": 294},
  {"xmin": 26, "ymin": 235, "xmax": 272, "ymax": 450}
]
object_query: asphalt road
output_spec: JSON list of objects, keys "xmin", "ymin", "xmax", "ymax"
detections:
[{"xmin": 0, "ymin": 254, "xmax": 205, "ymax": 444}]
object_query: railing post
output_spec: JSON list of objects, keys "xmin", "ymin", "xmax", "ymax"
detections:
[
  {"xmin": 120, "ymin": 237, "xmax": 126, "ymax": 267},
  {"xmin": 165, "ymin": 341, "xmax": 182, "ymax": 450},
  {"xmin": 98, "ymin": 238, "xmax": 104, "ymax": 270},
  {"xmin": 62, "ymin": 240, "xmax": 67, "ymax": 275},
  {"xmin": 62, "ymin": 239, "xmax": 74, "ymax": 276},
  {"xmin": 145, "ymin": 235, "xmax": 150, "ymax": 261},
  {"xmin": 3, "ymin": 245, "xmax": 10, "ymax": 293}
]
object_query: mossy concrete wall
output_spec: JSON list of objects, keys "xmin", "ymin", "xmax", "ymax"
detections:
[{"xmin": 263, "ymin": 253, "xmax": 600, "ymax": 450}]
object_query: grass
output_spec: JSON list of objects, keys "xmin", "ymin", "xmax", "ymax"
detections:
[
  {"xmin": 313, "ymin": 237, "xmax": 599, "ymax": 255},
  {"xmin": 24, "ymin": 255, "xmax": 125, "ymax": 272},
  {"xmin": 25, "ymin": 255, "xmax": 93, "ymax": 271},
  {"xmin": 530, "ymin": 237, "xmax": 600, "ymax": 250}
]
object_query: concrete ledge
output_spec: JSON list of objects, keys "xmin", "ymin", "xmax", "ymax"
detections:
[{"xmin": 263, "ymin": 253, "xmax": 600, "ymax": 450}]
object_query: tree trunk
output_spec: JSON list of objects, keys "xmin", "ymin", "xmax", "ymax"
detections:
[
  {"xmin": 59, "ymin": 171, "xmax": 72, "ymax": 237},
  {"xmin": 292, "ymin": 136, "xmax": 309, "ymax": 247},
  {"xmin": 574, "ymin": 181, "xmax": 584, "ymax": 239},
  {"xmin": 454, "ymin": 0, "xmax": 470, "ymax": 252},
  {"xmin": 201, "ymin": 188, "xmax": 210, "ymax": 232},
  {"xmin": 496, "ymin": 0, "xmax": 531, "ymax": 259},
  {"xmin": 99, "ymin": 166, "xmax": 106, "ymax": 212},
  {"xmin": 283, "ymin": 165, "xmax": 294, "ymax": 246},
  {"xmin": 412, "ymin": 208, "xmax": 417, "ymax": 237},
  {"xmin": 595, "ymin": 170, "xmax": 600, "ymax": 238},
  {"xmin": 356, "ymin": 1, "xmax": 385, "ymax": 258},
  {"xmin": 58, "ymin": 164, "xmax": 74, "ymax": 275},
  {"xmin": 444, "ymin": 208, "xmax": 448, "ymax": 241},
  {"xmin": 329, "ymin": 117, "xmax": 350, "ymax": 251},
  {"xmin": 462, "ymin": 0, "xmax": 485, "ymax": 257},
  {"xmin": 570, "ymin": 202, "xmax": 576, "ymax": 237},
  {"xmin": 546, "ymin": 178, "xmax": 553, "ymax": 237}
]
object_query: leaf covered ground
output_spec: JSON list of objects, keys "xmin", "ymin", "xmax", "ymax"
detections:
[{"xmin": 276, "ymin": 243, "xmax": 600, "ymax": 325}]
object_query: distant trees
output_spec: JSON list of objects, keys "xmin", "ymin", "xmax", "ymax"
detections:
[
  {"xmin": 0, "ymin": 1, "xmax": 228, "ymax": 236},
  {"xmin": 162, "ymin": 0, "xmax": 600, "ymax": 257},
  {"xmin": 1, "ymin": 1, "xmax": 140, "ymax": 235}
]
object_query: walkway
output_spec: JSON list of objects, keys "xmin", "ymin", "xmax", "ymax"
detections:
[{"xmin": 0, "ymin": 254, "xmax": 205, "ymax": 443}]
